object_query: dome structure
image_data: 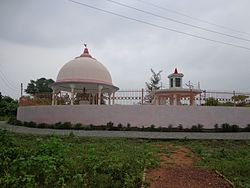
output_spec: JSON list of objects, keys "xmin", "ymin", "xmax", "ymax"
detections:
[
  {"xmin": 56, "ymin": 50, "xmax": 113, "ymax": 86},
  {"xmin": 50, "ymin": 45, "xmax": 119, "ymax": 105}
]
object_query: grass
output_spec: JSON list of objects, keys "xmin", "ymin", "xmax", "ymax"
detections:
[
  {"xmin": 0, "ymin": 130, "xmax": 159, "ymax": 188},
  {"xmin": 1, "ymin": 130, "xmax": 250, "ymax": 188},
  {"xmin": 184, "ymin": 140, "xmax": 250, "ymax": 188}
]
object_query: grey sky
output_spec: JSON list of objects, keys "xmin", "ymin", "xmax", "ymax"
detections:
[{"xmin": 1, "ymin": 0, "xmax": 250, "ymax": 99}]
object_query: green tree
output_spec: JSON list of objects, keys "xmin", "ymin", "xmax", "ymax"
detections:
[
  {"xmin": 145, "ymin": 69, "xmax": 162, "ymax": 103},
  {"xmin": 205, "ymin": 97, "xmax": 219, "ymax": 106},
  {"xmin": 0, "ymin": 95, "xmax": 18, "ymax": 117},
  {"xmin": 232, "ymin": 95, "xmax": 249, "ymax": 106},
  {"xmin": 25, "ymin": 78, "xmax": 54, "ymax": 94}
]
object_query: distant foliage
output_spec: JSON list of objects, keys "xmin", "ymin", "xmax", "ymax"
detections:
[
  {"xmin": 145, "ymin": 69, "xmax": 162, "ymax": 103},
  {"xmin": 232, "ymin": 95, "xmax": 249, "ymax": 106},
  {"xmin": 0, "ymin": 95, "xmax": 18, "ymax": 117},
  {"xmin": 25, "ymin": 78, "xmax": 54, "ymax": 94},
  {"xmin": 205, "ymin": 97, "xmax": 219, "ymax": 106}
]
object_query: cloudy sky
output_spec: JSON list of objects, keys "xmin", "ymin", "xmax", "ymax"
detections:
[{"xmin": 1, "ymin": 0, "xmax": 250, "ymax": 99}]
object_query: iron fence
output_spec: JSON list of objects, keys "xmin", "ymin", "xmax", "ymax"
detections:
[{"xmin": 19, "ymin": 89, "xmax": 250, "ymax": 106}]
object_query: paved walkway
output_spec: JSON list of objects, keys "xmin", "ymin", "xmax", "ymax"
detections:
[{"xmin": 1, "ymin": 121, "xmax": 250, "ymax": 140}]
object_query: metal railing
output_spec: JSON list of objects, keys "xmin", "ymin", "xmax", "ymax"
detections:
[{"xmin": 19, "ymin": 89, "xmax": 250, "ymax": 106}]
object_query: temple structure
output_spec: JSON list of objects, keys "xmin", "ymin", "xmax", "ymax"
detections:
[
  {"xmin": 152, "ymin": 68, "xmax": 202, "ymax": 106},
  {"xmin": 50, "ymin": 45, "xmax": 119, "ymax": 105}
]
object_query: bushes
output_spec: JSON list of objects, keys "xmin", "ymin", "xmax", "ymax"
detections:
[
  {"xmin": 191, "ymin": 124, "xmax": 204, "ymax": 132},
  {"xmin": 54, "ymin": 122, "xmax": 72, "ymax": 129},
  {"xmin": 0, "ymin": 132, "xmax": 71, "ymax": 187},
  {"xmin": 214, "ymin": 123, "xmax": 240, "ymax": 132},
  {"xmin": 0, "ymin": 131, "xmax": 158, "ymax": 187},
  {"xmin": 6, "ymin": 118, "xmax": 250, "ymax": 132}
]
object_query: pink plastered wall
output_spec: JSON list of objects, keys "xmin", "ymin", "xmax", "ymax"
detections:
[{"xmin": 17, "ymin": 105, "xmax": 250, "ymax": 128}]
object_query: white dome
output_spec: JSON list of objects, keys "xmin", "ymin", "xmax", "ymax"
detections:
[{"xmin": 56, "ymin": 55, "xmax": 113, "ymax": 86}]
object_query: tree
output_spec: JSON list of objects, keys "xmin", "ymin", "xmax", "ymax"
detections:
[
  {"xmin": 232, "ymin": 95, "xmax": 249, "ymax": 106},
  {"xmin": 205, "ymin": 97, "xmax": 219, "ymax": 106},
  {"xmin": 25, "ymin": 78, "xmax": 55, "ymax": 94},
  {"xmin": 0, "ymin": 95, "xmax": 18, "ymax": 116},
  {"xmin": 145, "ymin": 69, "xmax": 162, "ymax": 103}
]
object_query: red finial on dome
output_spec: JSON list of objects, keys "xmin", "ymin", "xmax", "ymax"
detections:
[
  {"xmin": 83, "ymin": 43, "xmax": 89, "ymax": 54},
  {"xmin": 79, "ymin": 43, "xmax": 92, "ymax": 58},
  {"xmin": 174, "ymin": 68, "xmax": 178, "ymax": 74}
]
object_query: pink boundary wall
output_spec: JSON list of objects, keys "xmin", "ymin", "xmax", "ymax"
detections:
[{"xmin": 17, "ymin": 105, "xmax": 250, "ymax": 128}]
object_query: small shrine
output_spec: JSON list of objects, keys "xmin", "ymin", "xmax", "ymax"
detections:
[{"xmin": 152, "ymin": 68, "xmax": 202, "ymax": 106}]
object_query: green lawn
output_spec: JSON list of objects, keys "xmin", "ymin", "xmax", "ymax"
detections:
[
  {"xmin": 1, "ymin": 130, "xmax": 250, "ymax": 188},
  {"xmin": 185, "ymin": 140, "xmax": 250, "ymax": 188},
  {"xmin": 0, "ymin": 130, "xmax": 159, "ymax": 188}
]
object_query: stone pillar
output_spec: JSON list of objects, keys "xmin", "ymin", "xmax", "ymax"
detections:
[
  {"xmin": 52, "ymin": 89, "xmax": 55, "ymax": 105},
  {"xmin": 155, "ymin": 96, "xmax": 159, "ymax": 105},
  {"xmin": 170, "ymin": 95, "xmax": 174, "ymax": 105},
  {"xmin": 91, "ymin": 93, "xmax": 95, "ymax": 105},
  {"xmin": 173, "ymin": 94, "xmax": 177, "ymax": 106},
  {"xmin": 141, "ymin": 88, "xmax": 144, "ymax": 104},
  {"xmin": 176, "ymin": 95, "xmax": 181, "ymax": 105},
  {"xmin": 70, "ymin": 87, "xmax": 75, "ymax": 105},
  {"xmin": 189, "ymin": 93, "xmax": 195, "ymax": 106},
  {"xmin": 108, "ymin": 93, "xmax": 111, "ymax": 105},
  {"xmin": 97, "ymin": 85, "xmax": 103, "ymax": 105},
  {"xmin": 112, "ymin": 92, "xmax": 115, "ymax": 105},
  {"xmin": 55, "ymin": 92, "xmax": 59, "ymax": 105}
]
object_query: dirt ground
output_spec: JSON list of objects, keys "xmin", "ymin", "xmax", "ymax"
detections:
[{"xmin": 145, "ymin": 144, "xmax": 233, "ymax": 188}]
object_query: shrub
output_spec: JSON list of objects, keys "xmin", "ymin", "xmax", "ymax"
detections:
[
  {"xmin": 150, "ymin": 124, "xmax": 155, "ymax": 131},
  {"xmin": 54, "ymin": 122, "xmax": 62, "ymax": 129},
  {"xmin": 106, "ymin": 121, "xmax": 114, "ymax": 130},
  {"xmin": 191, "ymin": 125, "xmax": 198, "ymax": 132},
  {"xmin": 25, "ymin": 121, "xmax": 37, "ymax": 128},
  {"xmin": 231, "ymin": 124, "xmax": 239, "ymax": 132},
  {"xmin": 52, "ymin": 122, "xmax": 73, "ymax": 129},
  {"xmin": 220, "ymin": 123, "xmax": 240, "ymax": 132},
  {"xmin": 7, "ymin": 116, "xmax": 17, "ymax": 125},
  {"xmin": 74, "ymin": 123, "xmax": 83, "ymax": 130},
  {"xmin": 126, "ymin": 123, "xmax": 131, "ymax": 131},
  {"xmin": 178, "ymin": 124, "xmax": 183, "ymax": 131},
  {"xmin": 117, "ymin": 123, "xmax": 123, "ymax": 130},
  {"xmin": 190, "ymin": 124, "xmax": 203, "ymax": 132},
  {"xmin": 37, "ymin": 123, "xmax": 50, "ymax": 128},
  {"xmin": 7, "ymin": 117, "xmax": 22, "ymax": 126},
  {"xmin": 214, "ymin": 124, "xmax": 220, "ymax": 132},
  {"xmin": 221, "ymin": 123, "xmax": 231, "ymax": 132},
  {"xmin": 168, "ymin": 124, "xmax": 173, "ymax": 132},
  {"xmin": 244, "ymin": 124, "xmax": 250, "ymax": 132},
  {"xmin": 62, "ymin": 122, "xmax": 72, "ymax": 129},
  {"xmin": 197, "ymin": 124, "xmax": 204, "ymax": 131}
]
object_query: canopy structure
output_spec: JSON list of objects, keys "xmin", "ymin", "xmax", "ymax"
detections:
[
  {"xmin": 50, "ymin": 45, "xmax": 119, "ymax": 105},
  {"xmin": 152, "ymin": 68, "xmax": 202, "ymax": 106}
]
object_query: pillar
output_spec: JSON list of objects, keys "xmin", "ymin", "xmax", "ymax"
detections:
[
  {"xmin": 70, "ymin": 87, "xmax": 75, "ymax": 105},
  {"xmin": 173, "ymin": 94, "xmax": 177, "ymax": 106},
  {"xmin": 91, "ymin": 93, "xmax": 95, "ymax": 105},
  {"xmin": 170, "ymin": 95, "xmax": 174, "ymax": 105},
  {"xmin": 176, "ymin": 95, "xmax": 181, "ymax": 105},
  {"xmin": 189, "ymin": 93, "xmax": 195, "ymax": 106},
  {"xmin": 141, "ymin": 88, "xmax": 144, "ymax": 104},
  {"xmin": 155, "ymin": 96, "xmax": 159, "ymax": 105},
  {"xmin": 108, "ymin": 93, "xmax": 111, "ymax": 105},
  {"xmin": 97, "ymin": 85, "xmax": 103, "ymax": 105},
  {"xmin": 52, "ymin": 89, "xmax": 55, "ymax": 105},
  {"xmin": 112, "ymin": 92, "xmax": 115, "ymax": 105}
]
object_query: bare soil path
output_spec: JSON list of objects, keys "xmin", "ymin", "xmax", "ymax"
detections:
[{"xmin": 145, "ymin": 144, "xmax": 233, "ymax": 188}]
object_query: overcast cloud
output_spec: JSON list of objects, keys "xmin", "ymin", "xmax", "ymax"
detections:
[{"xmin": 1, "ymin": 0, "xmax": 250, "ymax": 99}]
